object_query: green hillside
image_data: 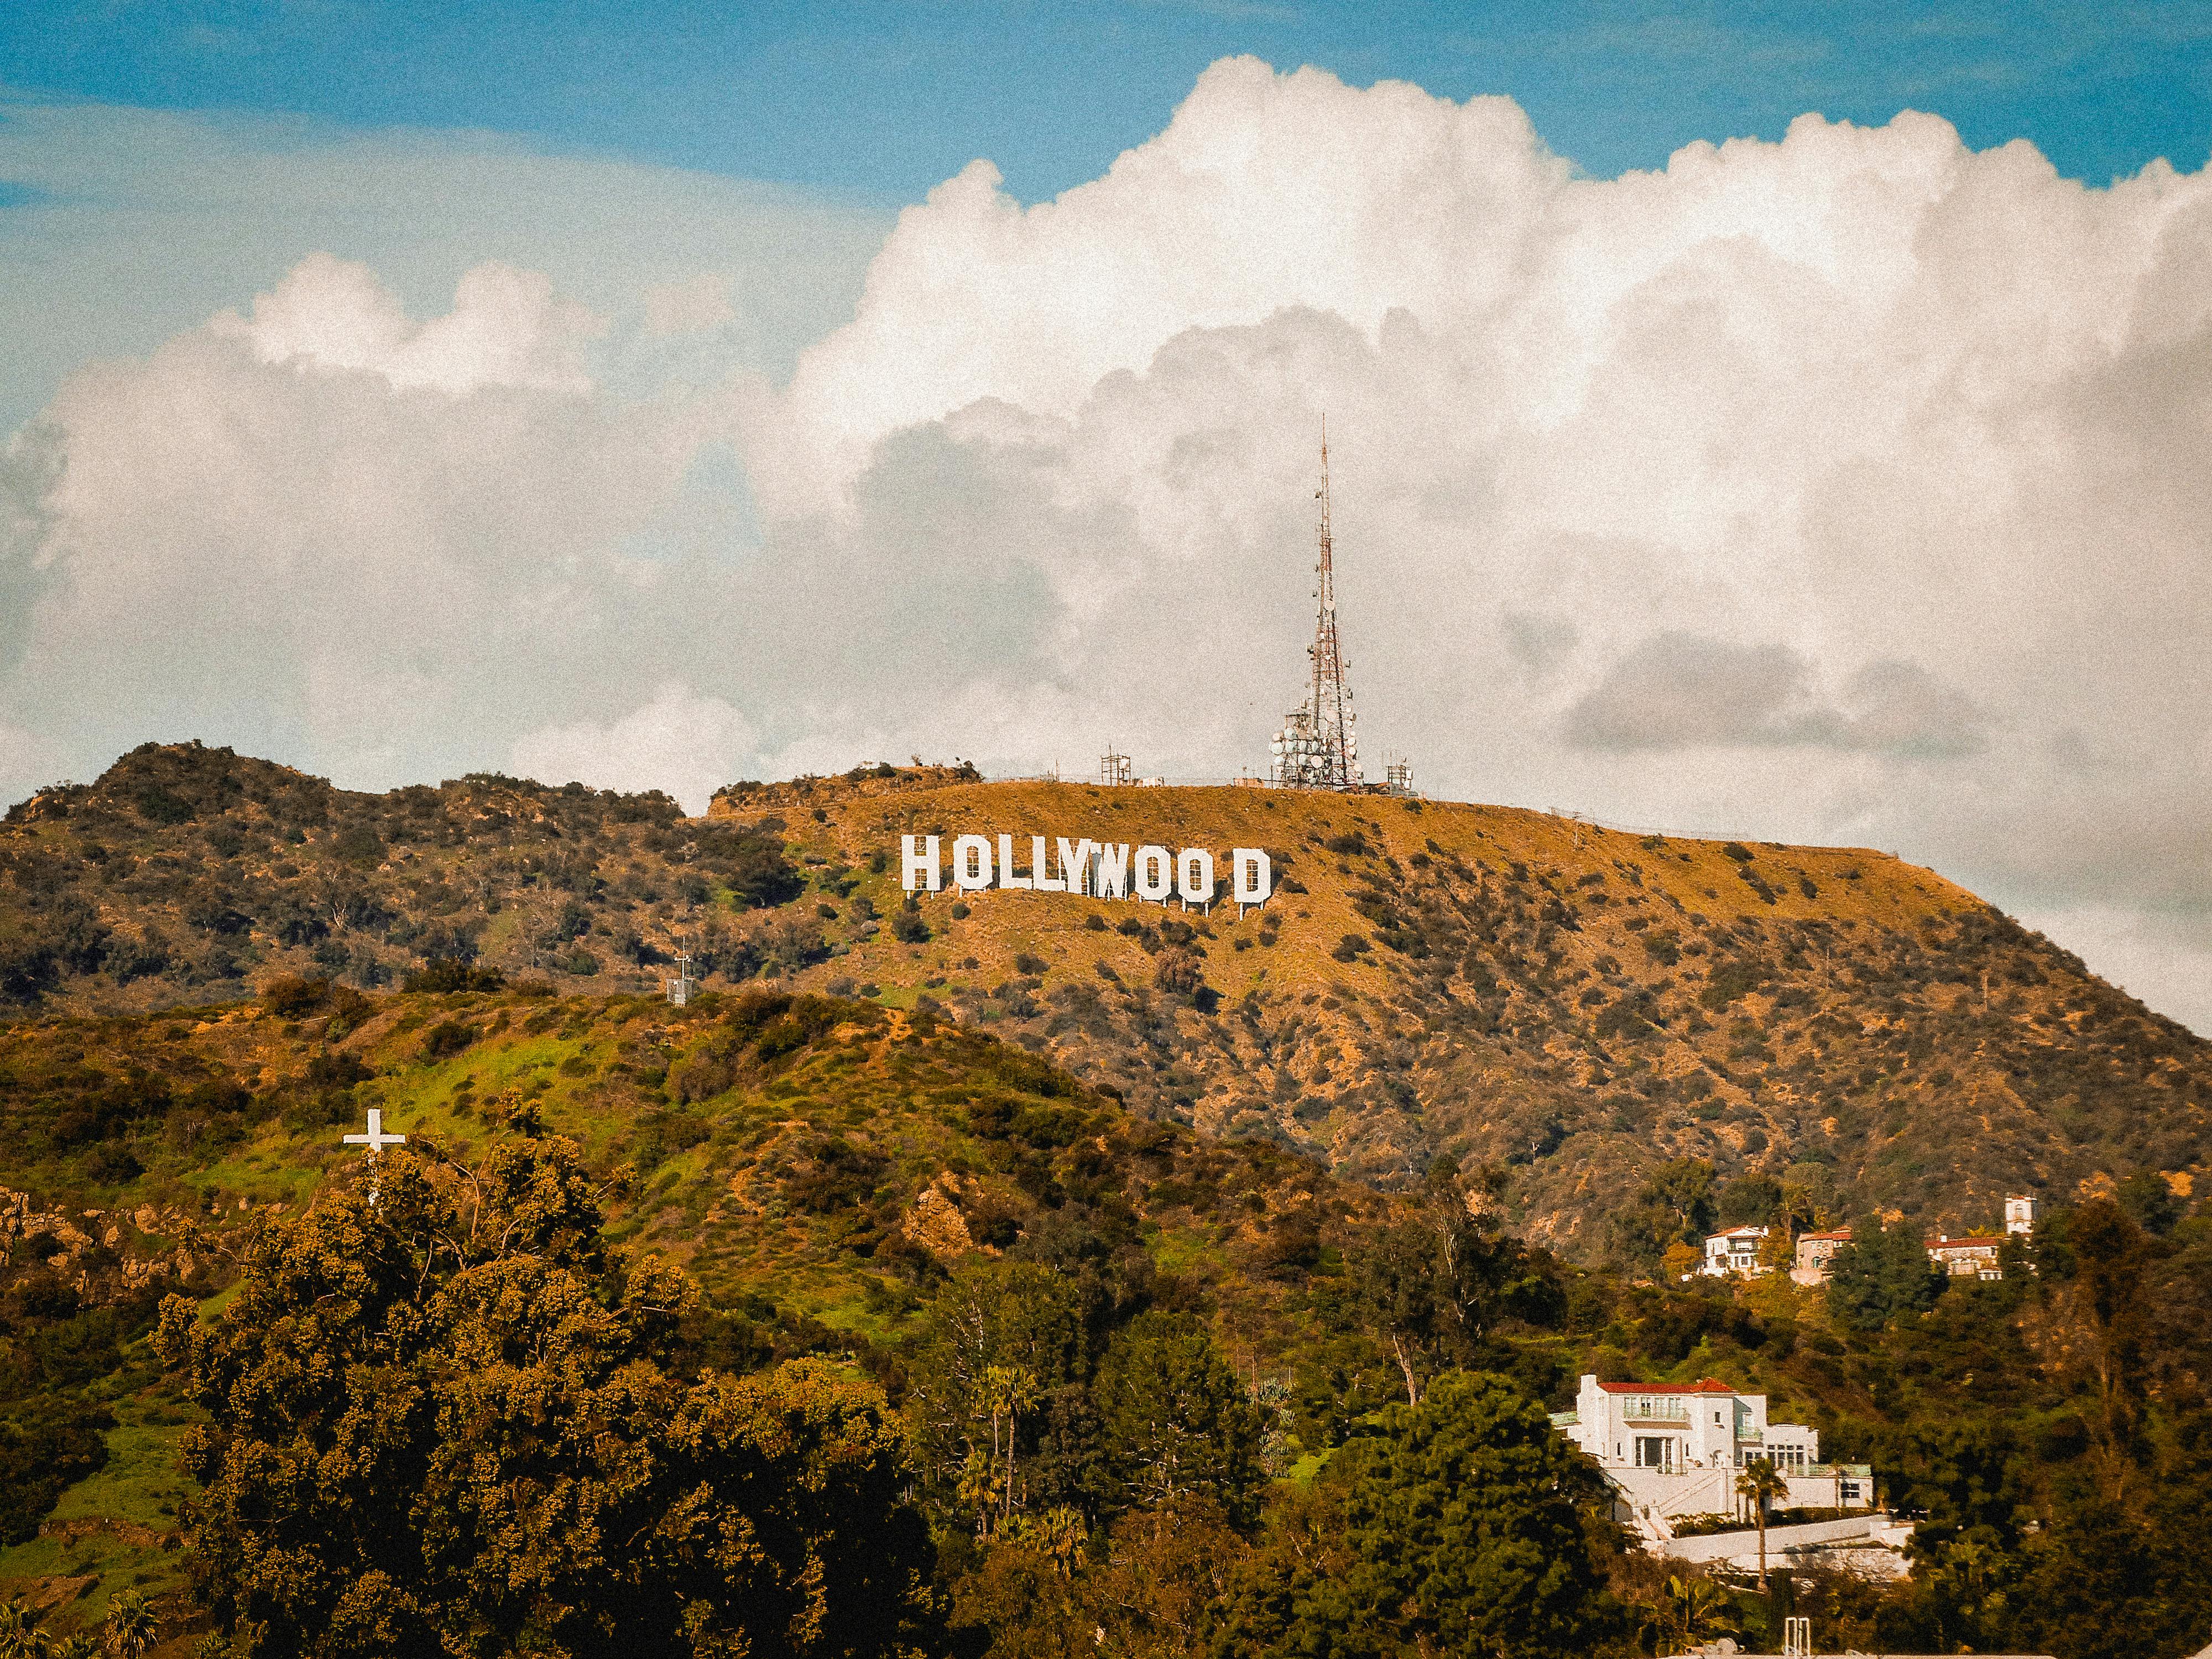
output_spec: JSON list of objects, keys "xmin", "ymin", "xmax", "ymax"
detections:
[
  {"xmin": 13, "ymin": 743, "xmax": 2204, "ymax": 1261},
  {"xmin": 0, "ymin": 982, "xmax": 2203, "ymax": 1655}
]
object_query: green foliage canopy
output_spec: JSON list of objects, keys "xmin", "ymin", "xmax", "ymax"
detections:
[
  {"xmin": 155, "ymin": 1130, "xmax": 942, "ymax": 1659},
  {"xmin": 1827, "ymin": 1217, "xmax": 1946, "ymax": 1332},
  {"xmin": 1213, "ymin": 1371, "xmax": 1616, "ymax": 1659}
]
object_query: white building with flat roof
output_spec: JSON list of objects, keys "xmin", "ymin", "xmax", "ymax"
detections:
[
  {"xmin": 1927, "ymin": 1235, "xmax": 2005, "ymax": 1279},
  {"xmin": 1701, "ymin": 1225, "xmax": 1770, "ymax": 1279},
  {"xmin": 1554, "ymin": 1375, "xmax": 1873, "ymax": 1538}
]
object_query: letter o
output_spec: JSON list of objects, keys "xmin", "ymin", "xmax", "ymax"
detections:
[
  {"xmin": 952, "ymin": 834, "xmax": 994, "ymax": 890},
  {"xmin": 1177, "ymin": 848, "xmax": 1215, "ymax": 904},
  {"xmin": 1134, "ymin": 844, "xmax": 1173, "ymax": 901}
]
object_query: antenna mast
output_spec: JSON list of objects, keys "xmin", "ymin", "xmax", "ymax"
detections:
[{"xmin": 1269, "ymin": 416, "xmax": 1361, "ymax": 789}]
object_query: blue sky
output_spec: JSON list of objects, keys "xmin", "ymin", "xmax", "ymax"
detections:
[{"xmin": 6, "ymin": 1, "xmax": 2211, "ymax": 205}]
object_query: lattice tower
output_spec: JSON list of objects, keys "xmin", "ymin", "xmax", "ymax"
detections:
[{"xmin": 1269, "ymin": 421, "xmax": 1361, "ymax": 789}]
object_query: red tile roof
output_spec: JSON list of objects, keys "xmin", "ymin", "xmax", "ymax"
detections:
[{"xmin": 1594, "ymin": 1378, "xmax": 1739, "ymax": 1395}]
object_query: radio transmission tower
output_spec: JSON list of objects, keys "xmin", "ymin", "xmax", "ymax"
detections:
[{"xmin": 1269, "ymin": 420, "xmax": 1361, "ymax": 789}]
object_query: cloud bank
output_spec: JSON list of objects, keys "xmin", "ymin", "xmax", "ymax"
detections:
[{"xmin": 6, "ymin": 59, "xmax": 2212, "ymax": 1030}]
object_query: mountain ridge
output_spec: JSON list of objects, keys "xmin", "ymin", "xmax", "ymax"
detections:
[{"xmin": 3, "ymin": 743, "xmax": 2205, "ymax": 1259}]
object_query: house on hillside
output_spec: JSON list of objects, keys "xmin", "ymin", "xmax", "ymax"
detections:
[
  {"xmin": 2005, "ymin": 1193, "xmax": 2040, "ymax": 1235},
  {"xmin": 1791, "ymin": 1228, "xmax": 1852, "ymax": 1286},
  {"xmin": 1553, "ymin": 1375, "xmax": 1873, "ymax": 1538},
  {"xmin": 1700, "ymin": 1225, "xmax": 1770, "ymax": 1279},
  {"xmin": 1926, "ymin": 1235, "xmax": 2004, "ymax": 1279}
]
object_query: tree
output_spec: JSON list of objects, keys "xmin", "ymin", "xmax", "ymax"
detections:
[
  {"xmin": 1605, "ymin": 1159, "xmax": 1717, "ymax": 1273},
  {"xmin": 1716, "ymin": 1173, "xmax": 1783, "ymax": 1229},
  {"xmin": 1094, "ymin": 1312, "xmax": 1266, "ymax": 1526},
  {"xmin": 1827, "ymin": 1218, "xmax": 1944, "ymax": 1332},
  {"xmin": 1349, "ymin": 1169, "xmax": 1561, "ymax": 1405},
  {"xmin": 1215, "ymin": 1371, "xmax": 1617, "ymax": 1659},
  {"xmin": 155, "ymin": 1125, "xmax": 944, "ymax": 1659},
  {"xmin": 1735, "ymin": 1460, "xmax": 1788, "ymax": 1590},
  {"xmin": 2068, "ymin": 1198, "xmax": 2149, "ymax": 1441},
  {"xmin": 1664, "ymin": 1573, "xmax": 1739, "ymax": 1652},
  {"xmin": 904, "ymin": 1260, "xmax": 1088, "ymax": 1534},
  {"xmin": 102, "ymin": 1588, "xmax": 157, "ymax": 1659},
  {"xmin": 1350, "ymin": 1219, "xmax": 1446, "ymax": 1405}
]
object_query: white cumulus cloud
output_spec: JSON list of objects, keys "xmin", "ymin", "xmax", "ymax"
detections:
[
  {"xmin": 212, "ymin": 253, "xmax": 606, "ymax": 394},
  {"xmin": 7, "ymin": 61, "xmax": 2212, "ymax": 1034}
]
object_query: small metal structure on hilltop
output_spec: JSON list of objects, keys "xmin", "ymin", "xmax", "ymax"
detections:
[
  {"xmin": 1269, "ymin": 420, "xmax": 1363, "ymax": 790},
  {"xmin": 666, "ymin": 945, "xmax": 697, "ymax": 1007},
  {"xmin": 1099, "ymin": 747, "xmax": 1133, "ymax": 786}
]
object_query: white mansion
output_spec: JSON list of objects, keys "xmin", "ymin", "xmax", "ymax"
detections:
[{"xmin": 1555, "ymin": 1374, "xmax": 1872, "ymax": 1539}]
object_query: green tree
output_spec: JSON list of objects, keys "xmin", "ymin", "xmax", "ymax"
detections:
[
  {"xmin": 156, "ymin": 1130, "xmax": 943, "ymax": 1659},
  {"xmin": 103, "ymin": 1588, "xmax": 158, "ymax": 1659},
  {"xmin": 904, "ymin": 1261, "xmax": 1088, "ymax": 1533},
  {"xmin": 1716, "ymin": 1173, "xmax": 1783, "ymax": 1229},
  {"xmin": 1827, "ymin": 1218, "xmax": 1944, "ymax": 1331},
  {"xmin": 1349, "ymin": 1169, "xmax": 1560, "ymax": 1406},
  {"xmin": 1095, "ymin": 1312, "xmax": 1266, "ymax": 1526},
  {"xmin": 1605, "ymin": 1159, "xmax": 1717, "ymax": 1272},
  {"xmin": 1213, "ymin": 1371, "xmax": 1616, "ymax": 1659},
  {"xmin": 2067, "ymin": 1198, "xmax": 2149, "ymax": 1443}
]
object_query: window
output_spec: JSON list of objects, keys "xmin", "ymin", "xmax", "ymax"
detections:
[{"xmin": 1635, "ymin": 1437, "xmax": 1674, "ymax": 1472}]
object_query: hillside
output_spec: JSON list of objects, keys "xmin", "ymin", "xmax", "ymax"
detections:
[
  {"xmin": 4, "ymin": 745, "xmax": 2208, "ymax": 1256},
  {"xmin": 713, "ymin": 771, "xmax": 2212, "ymax": 1253},
  {"xmin": 0, "ymin": 984, "xmax": 2204, "ymax": 1657},
  {"xmin": 0, "ymin": 982, "xmax": 1413, "ymax": 1629}
]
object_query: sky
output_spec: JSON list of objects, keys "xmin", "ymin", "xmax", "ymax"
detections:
[{"xmin": 3, "ymin": 3, "xmax": 2212, "ymax": 1031}]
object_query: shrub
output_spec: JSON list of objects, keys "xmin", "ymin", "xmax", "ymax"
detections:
[
  {"xmin": 1013, "ymin": 952, "xmax": 1047, "ymax": 975},
  {"xmin": 403, "ymin": 958, "xmax": 504, "ymax": 994},
  {"xmin": 889, "ymin": 910, "xmax": 930, "ymax": 944},
  {"xmin": 420, "ymin": 1020, "xmax": 474, "ymax": 1060},
  {"xmin": 261, "ymin": 975, "xmax": 331, "ymax": 1016}
]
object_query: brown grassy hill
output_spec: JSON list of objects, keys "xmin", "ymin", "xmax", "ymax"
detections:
[
  {"xmin": 706, "ymin": 774, "xmax": 2212, "ymax": 1256},
  {"xmin": 4, "ymin": 747, "xmax": 2207, "ymax": 1258}
]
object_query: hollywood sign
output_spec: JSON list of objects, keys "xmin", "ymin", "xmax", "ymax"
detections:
[{"xmin": 901, "ymin": 834, "xmax": 1272, "ymax": 906}]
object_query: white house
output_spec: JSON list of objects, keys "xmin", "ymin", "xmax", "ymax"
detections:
[
  {"xmin": 1554, "ymin": 1375, "xmax": 1873, "ymax": 1538},
  {"xmin": 2005, "ymin": 1194, "xmax": 2040, "ymax": 1235},
  {"xmin": 1926, "ymin": 1235, "xmax": 2004, "ymax": 1279},
  {"xmin": 1701, "ymin": 1225, "xmax": 1770, "ymax": 1279}
]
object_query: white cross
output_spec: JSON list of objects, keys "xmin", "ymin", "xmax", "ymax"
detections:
[{"xmin": 343, "ymin": 1109, "xmax": 407, "ymax": 1201}]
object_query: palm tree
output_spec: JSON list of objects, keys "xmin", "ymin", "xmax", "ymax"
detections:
[
  {"xmin": 1736, "ymin": 1458, "xmax": 1790, "ymax": 1591},
  {"xmin": 103, "ymin": 1589, "xmax": 156, "ymax": 1659},
  {"xmin": 0, "ymin": 1601, "xmax": 38, "ymax": 1659},
  {"xmin": 1665, "ymin": 1573, "xmax": 1734, "ymax": 1650}
]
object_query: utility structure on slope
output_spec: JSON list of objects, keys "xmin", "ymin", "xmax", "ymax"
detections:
[{"xmin": 1269, "ymin": 421, "xmax": 1365, "ymax": 790}]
